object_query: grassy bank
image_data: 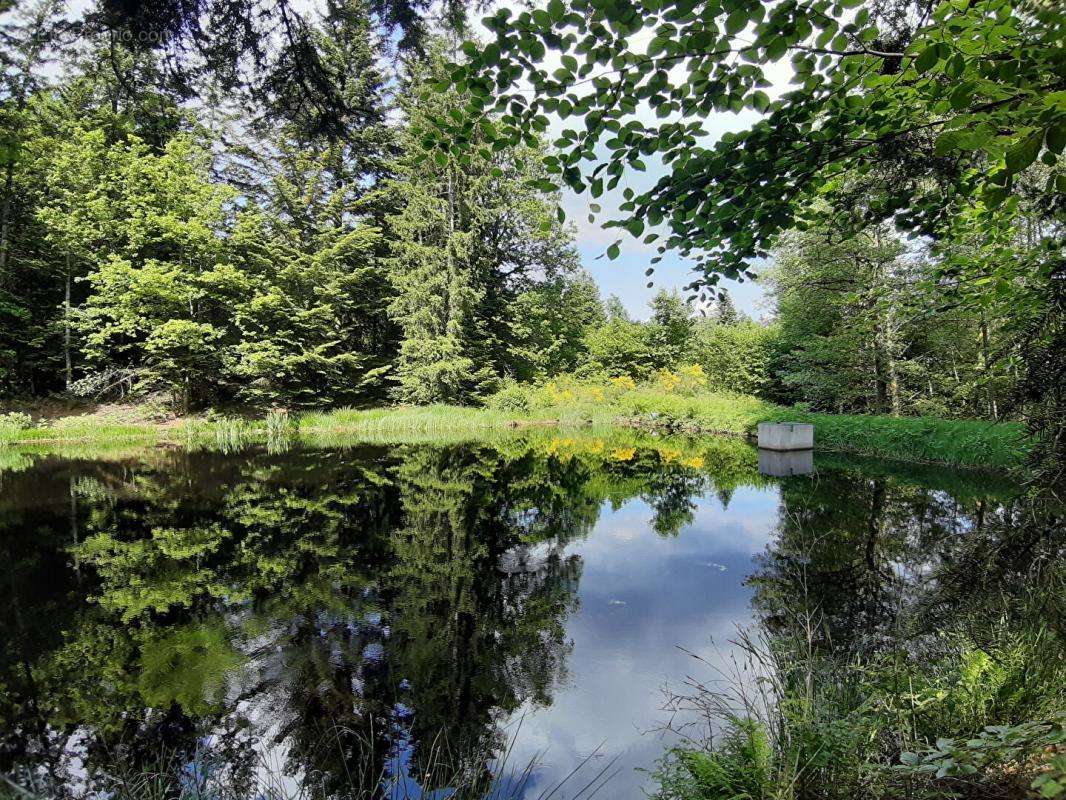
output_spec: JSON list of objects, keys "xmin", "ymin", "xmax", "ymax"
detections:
[
  {"xmin": 296, "ymin": 399, "xmax": 1027, "ymax": 470},
  {"xmin": 295, "ymin": 377, "xmax": 1029, "ymax": 471},
  {"xmin": 0, "ymin": 381, "xmax": 1031, "ymax": 471}
]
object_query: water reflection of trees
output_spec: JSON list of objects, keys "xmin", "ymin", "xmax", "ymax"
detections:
[
  {"xmin": 0, "ymin": 440, "xmax": 719, "ymax": 798},
  {"xmin": 2, "ymin": 440, "xmax": 1044, "ymax": 798},
  {"xmin": 749, "ymin": 467, "xmax": 1062, "ymax": 660}
]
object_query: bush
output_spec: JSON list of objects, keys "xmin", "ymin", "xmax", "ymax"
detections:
[
  {"xmin": 894, "ymin": 720, "xmax": 1066, "ymax": 794},
  {"xmin": 692, "ymin": 320, "xmax": 777, "ymax": 397},
  {"xmin": 485, "ymin": 382, "xmax": 533, "ymax": 414},
  {"xmin": 655, "ymin": 364, "xmax": 709, "ymax": 395}
]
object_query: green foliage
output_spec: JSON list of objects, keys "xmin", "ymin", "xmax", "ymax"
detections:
[
  {"xmin": 692, "ymin": 320, "xmax": 778, "ymax": 396},
  {"xmin": 896, "ymin": 720, "xmax": 1066, "ymax": 790},
  {"xmin": 447, "ymin": 0, "xmax": 1063, "ymax": 286},
  {"xmin": 0, "ymin": 412, "xmax": 32, "ymax": 438},
  {"xmin": 507, "ymin": 272, "xmax": 605, "ymax": 381},
  {"xmin": 227, "ymin": 215, "xmax": 393, "ymax": 407},
  {"xmin": 484, "ymin": 380, "xmax": 534, "ymax": 413},
  {"xmin": 661, "ymin": 719, "xmax": 773, "ymax": 800},
  {"xmin": 387, "ymin": 40, "xmax": 582, "ymax": 404},
  {"xmin": 583, "ymin": 289, "xmax": 699, "ymax": 378},
  {"xmin": 648, "ymin": 290, "xmax": 694, "ymax": 369},
  {"xmin": 763, "ymin": 225, "xmax": 910, "ymax": 414},
  {"xmin": 584, "ymin": 314, "xmax": 656, "ymax": 378},
  {"xmin": 657, "ymin": 599, "xmax": 1064, "ymax": 799},
  {"xmin": 0, "ymin": 18, "xmax": 584, "ymax": 411},
  {"xmin": 141, "ymin": 320, "xmax": 223, "ymax": 411},
  {"xmin": 764, "ymin": 216, "xmax": 1057, "ymax": 421}
]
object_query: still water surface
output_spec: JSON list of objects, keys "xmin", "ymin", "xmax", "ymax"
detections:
[{"xmin": 0, "ymin": 433, "xmax": 1018, "ymax": 798}]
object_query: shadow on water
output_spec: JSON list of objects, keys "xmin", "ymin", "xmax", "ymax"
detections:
[{"xmin": 0, "ymin": 430, "xmax": 1055, "ymax": 799}]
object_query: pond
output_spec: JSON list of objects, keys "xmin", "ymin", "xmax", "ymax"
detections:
[{"xmin": 0, "ymin": 431, "xmax": 1037, "ymax": 799}]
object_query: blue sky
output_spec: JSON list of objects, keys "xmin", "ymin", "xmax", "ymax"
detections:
[
  {"xmin": 541, "ymin": 59, "xmax": 793, "ymax": 322},
  {"xmin": 577, "ymin": 237, "xmax": 768, "ymax": 322},
  {"xmin": 560, "ymin": 152, "xmax": 770, "ymax": 322}
]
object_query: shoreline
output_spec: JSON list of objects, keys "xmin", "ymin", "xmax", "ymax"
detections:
[{"xmin": 0, "ymin": 396, "xmax": 1031, "ymax": 473}]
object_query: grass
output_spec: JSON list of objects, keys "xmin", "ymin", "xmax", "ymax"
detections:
[
  {"xmin": 296, "ymin": 388, "xmax": 1029, "ymax": 471},
  {"xmin": 488, "ymin": 377, "xmax": 1031, "ymax": 470},
  {"xmin": 1, "ymin": 717, "xmax": 619, "ymax": 800},
  {"xmin": 0, "ymin": 380, "xmax": 1032, "ymax": 472},
  {"xmin": 652, "ymin": 623, "xmax": 1065, "ymax": 800},
  {"xmin": 606, "ymin": 388, "xmax": 1030, "ymax": 471}
]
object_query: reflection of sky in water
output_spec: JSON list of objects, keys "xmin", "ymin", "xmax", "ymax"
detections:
[{"xmin": 501, "ymin": 486, "xmax": 779, "ymax": 799}]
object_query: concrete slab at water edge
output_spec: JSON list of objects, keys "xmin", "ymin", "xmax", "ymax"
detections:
[{"xmin": 757, "ymin": 422, "xmax": 814, "ymax": 451}]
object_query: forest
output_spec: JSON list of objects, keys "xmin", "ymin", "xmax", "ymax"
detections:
[
  {"xmin": 0, "ymin": 0, "xmax": 1061, "ymax": 475},
  {"xmin": 0, "ymin": 1, "xmax": 1063, "ymax": 799}
]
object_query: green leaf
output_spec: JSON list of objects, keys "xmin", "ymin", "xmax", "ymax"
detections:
[
  {"xmin": 914, "ymin": 46, "xmax": 939, "ymax": 73},
  {"xmin": 948, "ymin": 82, "xmax": 974, "ymax": 110},
  {"xmin": 1047, "ymin": 124, "xmax": 1066, "ymax": 155},
  {"xmin": 607, "ymin": 242, "xmax": 621, "ymax": 259},
  {"xmin": 725, "ymin": 9, "xmax": 747, "ymax": 35},
  {"xmin": 1005, "ymin": 128, "xmax": 1043, "ymax": 174},
  {"xmin": 765, "ymin": 36, "xmax": 788, "ymax": 61},
  {"xmin": 934, "ymin": 129, "xmax": 969, "ymax": 156}
]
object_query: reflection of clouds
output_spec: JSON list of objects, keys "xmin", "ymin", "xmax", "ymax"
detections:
[
  {"xmin": 501, "ymin": 486, "xmax": 781, "ymax": 798},
  {"xmin": 607, "ymin": 524, "xmax": 642, "ymax": 542}
]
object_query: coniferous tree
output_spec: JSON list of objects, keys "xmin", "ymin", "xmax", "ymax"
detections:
[
  {"xmin": 714, "ymin": 290, "xmax": 741, "ymax": 325},
  {"xmin": 386, "ymin": 40, "xmax": 578, "ymax": 404}
]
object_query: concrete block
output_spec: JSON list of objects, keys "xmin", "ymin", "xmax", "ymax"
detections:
[
  {"xmin": 757, "ymin": 422, "xmax": 814, "ymax": 451},
  {"xmin": 759, "ymin": 448, "xmax": 814, "ymax": 476}
]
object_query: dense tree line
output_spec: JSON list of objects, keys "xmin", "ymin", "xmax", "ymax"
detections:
[
  {"xmin": 0, "ymin": 1, "xmax": 599, "ymax": 409},
  {"xmin": 0, "ymin": 0, "xmax": 1061, "ymax": 448}
]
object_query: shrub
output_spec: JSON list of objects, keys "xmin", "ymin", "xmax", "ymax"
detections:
[
  {"xmin": 655, "ymin": 364, "xmax": 709, "ymax": 395},
  {"xmin": 895, "ymin": 720, "xmax": 1065, "ymax": 795},
  {"xmin": 485, "ymin": 382, "xmax": 533, "ymax": 414},
  {"xmin": 692, "ymin": 320, "xmax": 777, "ymax": 397}
]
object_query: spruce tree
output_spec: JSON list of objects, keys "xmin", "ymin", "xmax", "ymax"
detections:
[{"xmin": 386, "ymin": 39, "xmax": 577, "ymax": 404}]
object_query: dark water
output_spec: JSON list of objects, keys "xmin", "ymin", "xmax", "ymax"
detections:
[{"xmin": 0, "ymin": 432, "xmax": 1028, "ymax": 799}]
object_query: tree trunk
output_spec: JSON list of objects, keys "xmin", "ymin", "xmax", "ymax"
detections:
[
  {"xmin": 64, "ymin": 257, "xmax": 72, "ymax": 391},
  {"xmin": 0, "ymin": 160, "xmax": 14, "ymax": 276},
  {"xmin": 980, "ymin": 317, "xmax": 998, "ymax": 419},
  {"xmin": 445, "ymin": 165, "xmax": 457, "ymax": 334},
  {"xmin": 872, "ymin": 345, "xmax": 889, "ymax": 414}
]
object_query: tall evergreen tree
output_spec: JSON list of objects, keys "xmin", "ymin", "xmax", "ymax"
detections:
[{"xmin": 386, "ymin": 39, "xmax": 578, "ymax": 404}]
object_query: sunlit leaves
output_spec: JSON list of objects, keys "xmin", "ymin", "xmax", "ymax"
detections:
[
  {"xmin": 437, "ymin": 0, "xmax": 1064, "ymax": 289},
  {"xmin": 1005, "ymin": 129, "xmax": 1045, "ymax": 175}
]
